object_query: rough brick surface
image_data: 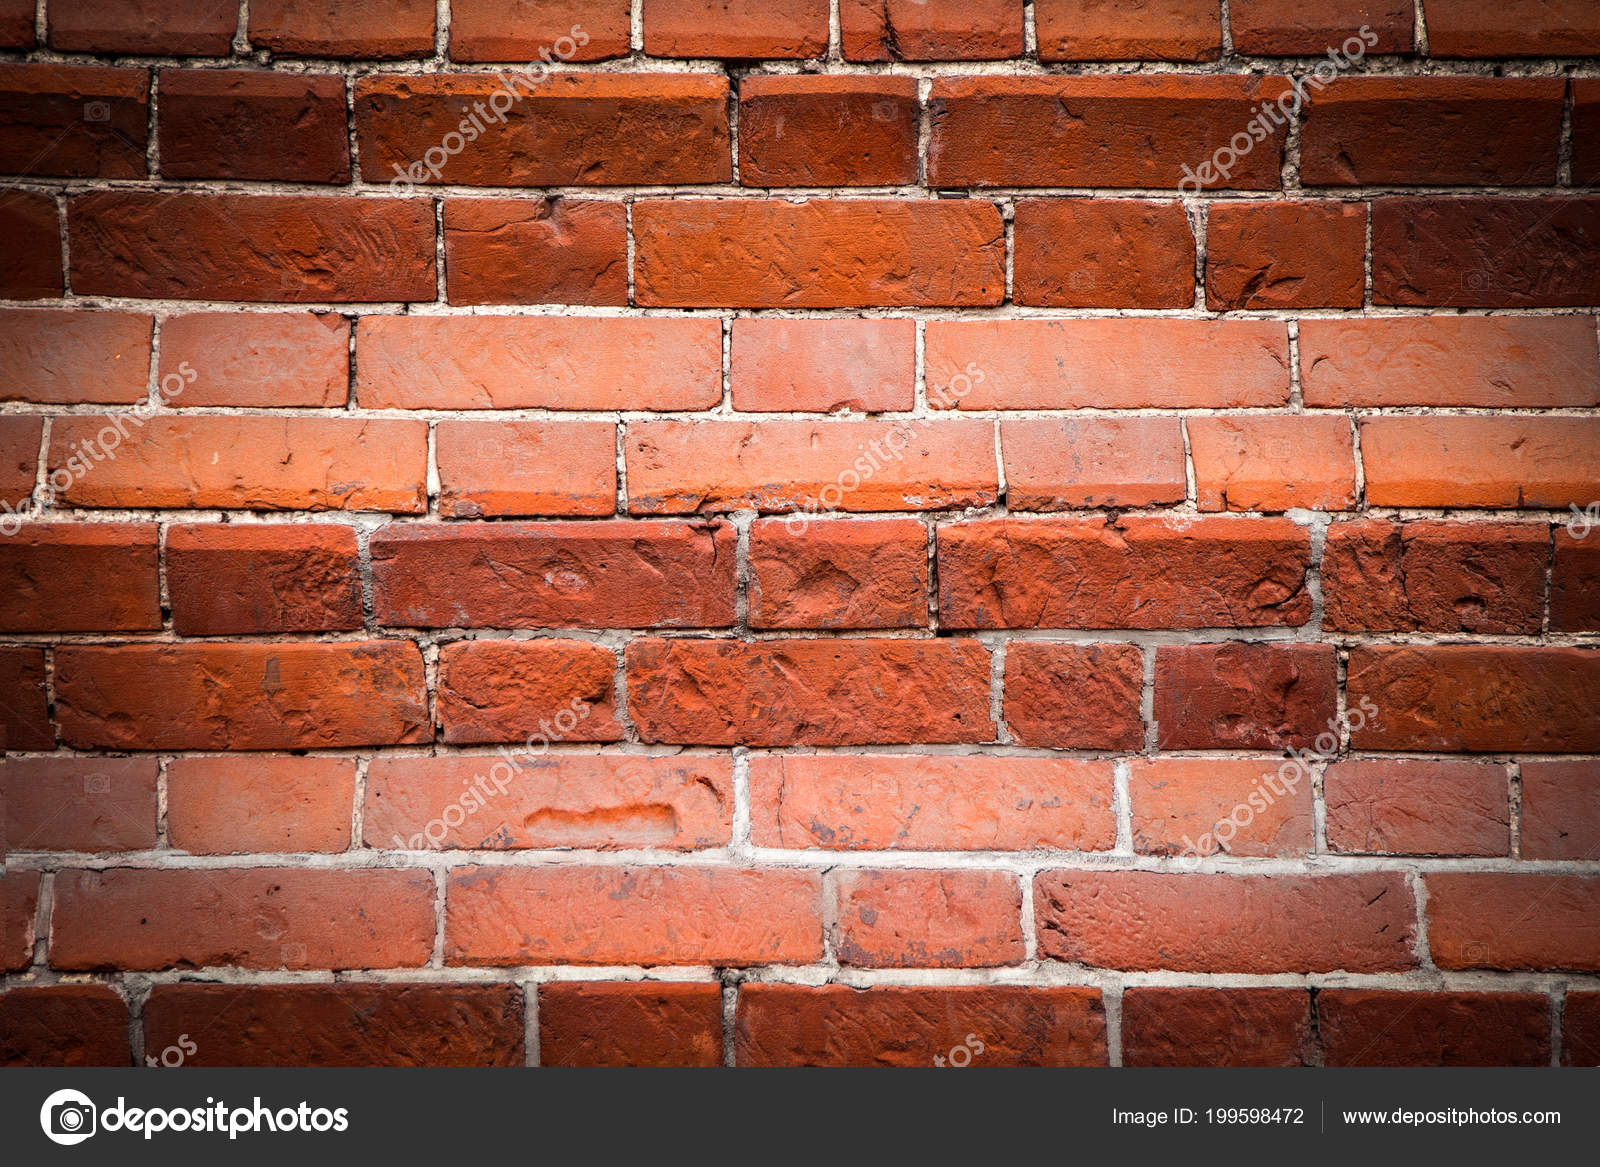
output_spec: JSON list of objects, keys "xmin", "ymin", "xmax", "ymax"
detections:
[
  {"xmin": 1520, "ymin": 761, "xmax": 1600, "ymax": 861},
  {"xmin": 0, "ymin": 64, "xmax": 149, "ymax": 179},
  {"xmin": 166, "ymin": 524, "xmax": 363, "ymax": 635},
  {"xmin": 1324, "ymin": 760, "xmax": 1509, "ymax": 856},
  {"xmin": 1035, "ymin": 0, "xmax": 1222, "ymax": 62},
  {"xmin": 1014, "ymin": 198, "xmax": 1196, "ymax": 308},
  {"xmin": 167, "ymin": 756, "xmax": 357, "ymax": 854},
  {"xmin": 738, "ymin": 76, "xmax": 919, "ymax": 187},
  {"xmin": 434, "ymin": 418, "xmax": 617, "ymax": 517},
  {"xmin": 1, "ymin": 986, "xmax": 130, "ymax": 1066},
  {"xmin": 1155, "ymin": 643, "xmax": 1338, "ymax": 750},
  {"xmin": 1319, "ymin": 990, "xmax": 1550, "ymax": 1066},
  {"xmin": 444, "ymin": 198, "xmax": 628, "ymax": 306},
  {"xmin": 1122, "ymin": 988, "xmax": 1313, "ymax": 1066},
  {"xmin": 159, "ymin": 70, "xmax": 350, "ymax": 183},
  {"xmin": 538, "ymin": 982, "xmax": 723, "ymax": 1066},
  {"xmin": 436, "ymin": 638, "xmax": 622, "ymax": 744},
  {"xmin": 747, "ymin": 517, "xmax": 928, "ymax": 629},
  {"xmin": 1426, "ymin": 875, "xmax": 1600, "ymax": 971},
  {"xmin": 0, "ymin": 309, "xmax": 150, "ymax": 404},
  {"xmin": 1128, "ymin": 757, "xmax": 1314, "ymax": 859},
  {"xmin": 159, "ymin": 312, "xmax": 350, "ymax": 407},
  {"xmin": 1002, "ymin": 642, "xmax": 1146, "ymax": 750},
  {"xmin": 0, "ymin": 523, "xmax": 161, "ymax": 632},
  {"xmin": 840, "ymin": 0, "xmax": 1022, "ymax": 61},
  {"xmin": 2, "ymin": 756, "xmax": 159, "ymax": 853}
]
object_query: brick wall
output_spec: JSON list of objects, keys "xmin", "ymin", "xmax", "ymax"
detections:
[{"xmin": 1, "ymin": 0, "xmax": 1598, "ymax": 1068}]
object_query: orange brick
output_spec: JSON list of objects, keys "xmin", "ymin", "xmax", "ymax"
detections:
[
  {"xmin": 747, "ymin": 517, "xmax": 927, "ymax": 629},
  {"xmin": 642, "ymin": 0, "xmax": 828, "ymax": 58},
  {"xmin": 731, "ymin": 318, "xmax": 915, "ymax": 413},
  {"xmin": 2, "ymin": 757, "xmax": 158, "ymax": 853},
  {"xmin": 1129, "ymin": 757, "xmax": 1313, "ymax": 859},
  {"xmin": 166, "ymin": 756, "xmax": 357, "ymax": 854},
  {"xmin": 437, "ymin": 639, "xmax": 623, "ymax": 744},
  {"xmin": 0, "ymin": 310, "xmax": 151, "ymax": 404},
  {"xmin": 1519, "ymin": 761, "xmax": 1600, "ymax": 861},
  {"xmin": 839, "ymin": 0, "xmax": 1022, "ymax": 61},
  {"xmin": 444, "ymin": 199, "xmax": 628, "ymax": 306},
  {"xmin": 1002, "ymin": 418, "xmax": 1186, "ymax": 510},
  {"xmin": 1359, "ymin": 416, "xmax": 1600, "ymax": 508},
  {"xmin": 449, "ymin": 0, "xmax": 629, "ymax": 62},
  {"xmin": 1426, "ymin": 874, "xmax": 1600, "ymax": 971},
  {"xmin": 836, "ymin": 869, "xmax": 1024, "ymax": 968},
  {"xmin": 436, "ymin": 420, "xmax": 617, "ymax": 518},
  {"xmin": 1014, "ymin": 198, "xmax": 1195, "ymax": 308},
  {"xmin": 249, "ymin": 0, "xmax": 434, "ymax": 57},
  {"xmin": 539, "ymin": 982, "xmax": 722, "ymax": 1067},
  {"xmin": 1325, "ymin": 760, "xmax": 1508, "ymax": 856},
  {"xmin": 1036, "ymin": 0, "xmax": 1222, "ymax": 61},
  {"xmin": 738, "ymin": 75, "xmax": 919, "ymax": 186},
  {"xmin": 158, "ymin": 312, "xmax": 350, "ymax": 407},
  {"xmin": 1188, "ymin": 415, "xmax": 1356, "ymax": 512},
  {"xmin": 0, "ymin": 523, "xmax": 161, "ymax": 632},
  {"xmin": 1205, "ymin": 201, "xmax": 1366, "ymax": 309},
  {"xmin": 166, "ymin": 524, "xmax": 362, "ymax": 635}
]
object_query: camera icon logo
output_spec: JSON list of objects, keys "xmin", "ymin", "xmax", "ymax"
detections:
[
  {"xmin": 40, "ymin": 1089, "xmax": 97, "ymax": 1146},
  {"xmin": 83, "ymin": 101, "xmax": 111, "ymax": 123}
]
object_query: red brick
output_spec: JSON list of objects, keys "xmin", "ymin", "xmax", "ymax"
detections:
[
  {"xmin": 0, "ymin": 647, "xmax": 51, "ymax": 751},
  {"xmin": 167, "ymin": 756, "xmax": 356, "ymax": 854},
  {"xmin": 0, "ymin": 523, "xmax": 160, "ymax": 632},
  {"xmin": 1302, "ymin": 78, "xmax": 1563, "ymax": 186},
  {"xmin": 1035, "ymin": 871, "xmax": 1416, "ymax": 972},
  {"xmin": 51, "ymin": 867, "xmax": 437, "ymax": 970},
  {"xmin": 1014, "ymin": 199, "xmax": 1195, "ymax": 308},
  {"xmin": 49, "ymin": 0, "xmax": 237, "ymax": 54},
  {"xmin": 1551, "ymin": 528, "xmax": 1600, "ymax": 632},
  {"xmin": 436, "ymin": 419, "xmax": 616, "ymax": 518},
  {"xmin": 436, "ymin": 639, "xmax": 623, "ymax": 744},
  {"xmin": 449, "ymin": 0, "xmax": 629, "ymax": 62},
  {"xmin": 55, "ymin": 641, "xmax": 429, "ymax": 750},
  {"xmin": 1001, "ymin": 418, "xmax": 1185, "ymax": 511},
  {"xmin": 938, "ymin": 516, "xmax": 1312, "ymax": 629},
  {"xmin": 446, "ymin": 865, "xmax": 824, "ymax": 966},
  {"xmin": 1565, "ymin": 993, "xmax": 1600, "ymax": 1066},
  {"xmin": 626, "ymin": 637, "xmax": 994, "ymax": 746},
  {"xmin": 357, "ymin": 74, "xmax": 729, "ymax": 187},
  {"xmin": 1423, "ymin": 0, "xmax": 1600, "ymax": 57},
  {"xmin": 1002, "ymin": 642, "xmax": 1146, "ymax": 749},
  {"xmin": 1519, "ymin": 761, "xmax": 1600, "ymax": 861},
  {"xmin": 2, "ymin": 757, "xmax": 158, "ymax": 853},
  {"xmin": 635, "ymin": 199, "xmax": 1004, "ymax": 307},
  {"xmin": 444, "ymin": 199, "xmax": 627, "ymax": 306},
  {"xmin": 1206, "ymin": 201, "xmax": 1365, "ymax": 308},
  {"xmin": 1228, "ymin": 0, "xmax": 1413, "ymax": 54},
  {"xmin": 749, "ymin": 754, "xmax": 1117, "ymax": 852},
  {"xmin": 1373, "ymin": 197, "xmax": 1600, "ymax": 307},
  {"xmin": 0, "ymin": 64, "xmax": 148, "ymax": 179},
  {"xmin": 365, "ymin": 754, "xmax": 733, "ymax": 851},
  {"xmin": 1036, "ymin": 0, "xmax": 1222, "ymax": 61},
  {"xmin": 731, "ymin": 318, "xmax": 914, "ymax": 413},
  {"xmin": 371, "ymin": 520, "xmax": 735, "ymax": 629},
  {"xmin": 1349, "ymin": 646, "xmax": 1600, "ymax": 754},
  {"xmin": 1122, "ymin": 988, "xmax": 1314, "ymax": 1066},
  {"xmin": 49, "ymin": 416, "xmax": 425, "ymax": 512},
  {"xmin": 926, "ymin": 319, "xmax": 1290, "ymax": 409},
  {"xmin": 1325, "ymin": 760, "xmax": 1509, "ymax": 856},
  {"xmin": 0, "ymin": 309, "xmax": 150, "ymax": 404},
  {"xmin": 643, "ymin": 0, "xmax": 828, "ymax": 58},
  {"xmin": 167, "ymin": 524, "xmax": 362, "ymax": 635},
  {"xmin": 0, "ymin": 0, "xmax": 34, "ymax": 48},
  {"xmin": 1577, "ymin": 80, "xmax": 1600, "ymax": 185},
  {"xmin": 144, "ymin": 984, "xmax": 523, "ymax": 1066},
  {"xmin": 2, "ymin": 870, "xmax": 39, "ymax": 969},
  {"xmin": 69, "ymin": 193, "xmax": 436, "ymax": 302},
  {"xmin": 159, "ymin": 312, "xmax": 350, "ymax": 407},
  {"xmin": 927, "ymin": 76, "xmax": 1291, "ymax": 189},
  {"xmin": 1299, "ymin": 316, "xmax": 1600, "ymax": 407},
  {"xmin": 159, "ymin": 70, "xmax": 348, "ymax": 183},
  {"xmin": 1360, "ymin": 417, "xmax": 1600, "ymax": 508},
  {"xmin": 1129, "ymin": 757, "xmax": 1313, "ymax": 859},
  {"xmin": 540, "ymin": 983, "xmax": 722, "ymax": 1067},
  {"xmin": 626, "ymin": 419, "xmax": 998, "ymax": 515},
  {"xmin": 1155, "ymin": 643, "xmax": 1337, "ymax": 749},
  {"xmin": 836, "ymin": 869, "xmax": 1023, "ymax": 968},
  {"xmin": 1189, "ymin": 415, "xmax": 1356, "ymax": 512},
  {"xmin": 0, "ymin": 416, "xmax": 42, "ymax": 508},
  {"xmin": 249, "ymin": 0, "xmax": 434, "ymax": 57},
  {"xmin": 738, "ymin": 75, "xmax": 919, "ymax": 186},
  {"xmin": 748, "ymin": 517, "xmax": 927, "ymax": 630},
  {"xmin": 1, "ymin": 986, "xmax": 129, "ymax": 1066},
  {"xmin": 839, "ymin": 0, "xmax": 1022, "ymax": 61},
  {"xmin": 1322, "ymin": 520, "xmax": 1547, "ymax": 633},
  {"xmin": 1320, "ymin": 990, "xmax": 1549, "ymax": 1066},
  {"xmin": 1426, "ymin": 874, "xmax": 1600, "ymax": 971},
  {"xmin": 1, "ymin": 192, "xmax": 63, "ymax": 299},
  {"xmin": 356, "ymin": 316, "xmax": 721, "ymax": 410},
  {"xmin": 735, "ymin": 984, "xmax": 1106, "ymax": 1066}
]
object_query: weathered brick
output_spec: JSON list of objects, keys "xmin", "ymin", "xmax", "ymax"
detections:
[
  {"xmin": 642, "ymin": 0, "xmax": 828, "ymax": 58},
  {"xmin": 1035, "ymin": 0, "xmax": 1221, "ymax": 61},
  {"xmin": 1359, "ymin": 416, "xmax": 1600, "ymax": 508},
  {"xmin": 626, "ymin": 419, "xmax": 998, "ymax": 515},
  {"xmin": 1325, "ymin": 760, "xmax": 1509, "ymax": 856},
  {"xmin": 167, "ymin": 524, "xmax": 362, "ymax": 635},
  {"xmin": 49, "ymin": 0, "xmax": 237, "ymax": 55},
  {"xmin": 371, "ymin": 520, "xmax": 735, "ymax": 628},
  {"xmin": 735, "ymin": 984, "xmax": 1106, "ymax": 1066},
  {"xmin": 159, "ymin": 312, "xmax": 350, "ymax": 407},
  {"xmin": 938, "ymin": 516, "xmax": 1312, "ymax": 629},
  {"xmin": 1, "ymin": 756, "xmax": 159, "ymax": 853},
  {"xmin": 1, "ymin": 986, "xmax": 129, "ymax": 1066},
  {"xmin": 1319, "ymin": 990, "xmax": 1550, "ymax": 1066},
  {"xmin": 0, "ymin": 192, "xmax": 61, "ymax": 299},
  {"xmin": 49, "ymin": 416, "xmax": 428, "ymax": 512},
  {"xmin": 446, "ymin": 865, "xmax": 824, "ymax": 966},
  {"xmin": 2, "ymin": 870, "xmax": 39, "ymax": 969},
  {"xmin": 1155, "ymin": 643, "xmax": 1338, "ymax": 750},
  {"xmin": 1002, "ymin": 642, "xmax": 1146, "ymax": 750},
  {"xmin": 1515, "ymin": 761, "xmax": 1600, "ymax": 861},
  {"xmin": 1349, "ymin": 646, "xmax": 1600, "ymax": 753},
  {"xmin": 749, "ymin": 754, "xmax": 1117, "ymax": 852},
  {"xmin": 366, "ymin": 754, "xmax": 733, "ymax": 851},
  {"xmin": 448, "ymin": 0, "xmax": 629, "ymax": 62},
  {"xmin": 0, "ymin": 416, "xmax": 42, "ymax": 508},
  {"xmin": 436, "ymin": 639, "xmax": 622, "ymax": 744},
  {"xmin": 0, "ymin": 647, "xmax": 51, "ymax": 751},
  {"xmin": 738, "ymin": 75, "xmax": 919, "ymax": 186},
  {"xmin": 166, "ymin": 756, "xmax": 357, "ymax": 854},
  {"xmin": 539, "ymin": 983, "xmax": 722, "ymax": 1067},
  {"xmin": 0, "ymin": 64, "xmax": 148, "ymax": 178},
  {"xmin": 249, "ymin": 0, "xmax": 435, "ymax": 57},
  {"xmin": 1423, "ymin": 0, "xmax": 1600, "ymax": 57},
  {"xmin": 144, "ymin": 984, "xmax": 523, "ymax": 1066},
  {"xmin": 1001, "ymin": 418, "xmax": 1186, "ymax": 511},
  {"xmin": 627, "ymin": 637, "xmax": 994, "ymax": 746},
  {"xmin": 1576, "ymin": 80, "xmax": 1600, "ymax": 186},
  {"xmin": 69, "ymin": 193, "xmax": 436, "ymax": 302},
  {"xmin": 1122, "ymin": 988, "xmax": 1314, "ymax": 1066},
  {"xmin": 50, "ymin": 867, "xmax": 437, "ymax": 970},
  {"xmin": 1014, "ymin": 198, "xmax": 1195, "ymax": 308},
  {"xmin": 1228, "ymin": 0, "xmax": 1413, "ymax": 54},
  {"xmin": 836, "ymin": 869, "xmax": 1023, "ymax": 968},
  {"xmin": 1565, "ymin": 993, "xmax": 1600, "ymax": 1066},
  {"xmin": 1129, "ymin": 757, "xmax": 1314, "ymax": 859},
  {"xmin": 839, "ymin": 0, "xmax": 1022, "ymax": 61},
  {"xmin": 1205, "ymin": 201, "xmax": 1366, "ymax": 308},
  {"xmin": 635, "ymin": 199, "xmax": 1004, "ymax": 307},
  {"xmin": 748, "ymin": 517, "xmax": 928, "ymax": 629},
  {"xmin": 1551, "ymin": 528, "xmax": 1600, "ymax": 632},
  {"xmin": 356, "ymin": 316, "xmax": 721, "ymax": 410},
  {"xmin": 1188, "ymin": 415, "xmax": 1357, "ymax": 511},
  {"xmin": 55, "ymin": 642, "xmax": 430, "ymax": 750},
  {"xmin": 0, "ymin": 0, "xmax": 33, "ymax": 47},
  {"xmin": 444, "ymin": 198, "xmax": 627, "ymax": 306},
  {"xmin": 0, "ymin": 309, "xmax": 151, "ymax": 404},
  {"xmin": 1427, "ymin": 874, "xmax": 1600, "ymax": 971},
  {"xmin": 0, "ymin": 523, "xmax": 161, "ymax": 632},
  {"xmin": 1035, "ymin": 871, "xmax": 1417, "ymax": 972},
  {"xmin": 731, "ymin": 318, "xmax": 915, "ymax": 413},
  {"xmin": 435, "ymin": 419, "xmax": 616, "ymax": 518},
  {"xmin": 159, "ymin": 69, "xmax": 349, "ymax": 182}
]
